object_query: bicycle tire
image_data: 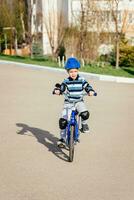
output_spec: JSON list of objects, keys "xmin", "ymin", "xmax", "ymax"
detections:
[{"xmin": 69, "ymin": 125, "xmax": 75, "ymax": 162}]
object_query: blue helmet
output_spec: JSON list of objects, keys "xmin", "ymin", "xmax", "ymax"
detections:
[{"xmin": 64, "ymin": 57, "xmax": 80, "ymax": 70}]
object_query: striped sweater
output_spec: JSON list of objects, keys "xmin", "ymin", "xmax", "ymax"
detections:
[{"xmin": 60, "ymin": 75, "xmax": 94, "ymax": 103}]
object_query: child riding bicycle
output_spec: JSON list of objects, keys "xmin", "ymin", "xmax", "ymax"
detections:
[{"xmin": 53, "ymin": 57, "xmax": 96, "ymax": 148}]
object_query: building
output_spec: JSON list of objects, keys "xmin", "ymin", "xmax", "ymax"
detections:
[
  {"xmin": 69, "ymin": 0, "xmax": 134, "ymax": 44},
  {"xmin": 28, "ymin": 0, "xmax": 134, "ymax": 55},
  {"xmin": 28, "ymin": 0, "xmax": 68, "ymax": 55}
]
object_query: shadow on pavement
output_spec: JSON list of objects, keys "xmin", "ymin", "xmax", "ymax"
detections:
[{"xmin": 16, "ymin": 123, "xmax": 69, "ymax": 162}]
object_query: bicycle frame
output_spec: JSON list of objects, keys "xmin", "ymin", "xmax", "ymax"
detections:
[
  {"xmin": 64, "ymin": 105, "xmax": 80, "ymax": 162},
  {"xmin": 66, "ymin": 108, "xmax": 79, "ymax": 145},
  {"xmin": 63, "ymin": 92, "xmax": 88, "ymax": 146}
]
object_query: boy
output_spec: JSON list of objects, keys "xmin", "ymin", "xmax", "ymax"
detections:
[{"xmin": 53, "ymin": 57, "xmax": 96, "ymax": 148}]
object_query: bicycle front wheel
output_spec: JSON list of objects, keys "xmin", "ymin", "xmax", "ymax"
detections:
[{"xmin": 69, "ymin": 125, "xmax": 75, "ymax": 162}]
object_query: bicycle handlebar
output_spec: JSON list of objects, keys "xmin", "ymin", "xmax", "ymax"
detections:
[
  {"xmin": 53, "ymin": 83, "xmax": 97, "ymax": 97},
  {"xmin": 53, "ymin": 89, "xmax": 97, "ymax": 96}
]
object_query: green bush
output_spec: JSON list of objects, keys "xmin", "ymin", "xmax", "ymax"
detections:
[
  {"xmin": 108, "ymin": 51, "xmax": 116, "ymax": 66},
  {"xmin": 120, "ymin": 44, "xmax": 134, "ymax": 67},
  {"xmin": 108, "ymin": 42, "xmax": 134, "ymax": 68}
]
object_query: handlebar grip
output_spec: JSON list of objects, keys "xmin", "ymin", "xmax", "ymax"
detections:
[{"xmin": 94, "ymin": 92, "xmax": 97, "ymax": 96}]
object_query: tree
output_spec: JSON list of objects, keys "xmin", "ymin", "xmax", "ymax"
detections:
[
  {"xmin": 0, "ymin": 0, "xmax": 28, "ymax": 54},
  {"xmin": 66, "ymin": 0, "xmax": 110, "ymax": 62},
  {"xmin": 107, "ymin": 0, "xmax": 129, "ymax": 69},
  {"xmin": 12, "ymin": 0, "xmax": 28, "ymax": 43},
  {"xmin": 0, "ymin": 1, "xmax": 14, "ymax": 53}
]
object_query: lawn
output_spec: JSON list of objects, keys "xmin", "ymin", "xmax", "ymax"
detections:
[
  {"xmin": 0, "ymin": 54, "xmax": 134, "ymax": 78},
  {"xmin": 80, "ymin": 65, "xmax": 134, "ymax": 78}
]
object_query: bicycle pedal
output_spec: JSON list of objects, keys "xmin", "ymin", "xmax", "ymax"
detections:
[
  {"xmin": 58, "ymin": 143, "xmax": 65, "ymax": 148},
  {"xmin": 75, "ymin": 139, "xmax": 80, "ymax": 144}
]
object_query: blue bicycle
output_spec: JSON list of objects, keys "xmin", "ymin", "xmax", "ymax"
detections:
[
  {"xmin": 64, "ymin": 92, "xmax": 97, "ymax": 162},
  {"xmin": 53, "ymin": 84, "xmax": 97, "ymax": 162}
]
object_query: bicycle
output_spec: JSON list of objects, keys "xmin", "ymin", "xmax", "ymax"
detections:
[
  {"xmin": 53, "ymin": 84, "xmax": 97, "ymax": 162},
  {"xmin": 64, "ymin": 92, "xmax": 97, "ymax": 162}
]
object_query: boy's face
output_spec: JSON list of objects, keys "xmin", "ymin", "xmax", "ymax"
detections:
[{"xmin": 68, "ymin": 68, "xmax": 78, "ymax": 80}]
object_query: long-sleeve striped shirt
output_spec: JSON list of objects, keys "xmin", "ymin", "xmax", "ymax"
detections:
[{"xmin": 60, "ymin": 75, "xmax": 94, "ymax": 103}]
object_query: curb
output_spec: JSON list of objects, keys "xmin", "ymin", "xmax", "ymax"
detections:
[{"xmin": 0, "ymin": 59, "xmax": 134, "ymax": 84}]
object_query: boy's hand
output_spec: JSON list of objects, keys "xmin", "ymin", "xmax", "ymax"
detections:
[
  {"xmin": 53, "ymin": 89, "xmax": 61, "ymax": 95},
  {"xmin": 53, "ymin": 83, "xmax": 61, "ymax": 95},
  {"xmin": 88, "ymin": 91, "xmax": 95, "ymax": 96}
]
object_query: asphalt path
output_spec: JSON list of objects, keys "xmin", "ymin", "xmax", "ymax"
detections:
[{"xmin": 0, "ymin": 63, "xmax": 134, "ymax": 200}]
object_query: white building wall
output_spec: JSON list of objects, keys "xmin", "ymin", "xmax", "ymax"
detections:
[
  {"xmin": 68, "ymin": 0, "xmax": 134, "ymax": 38},
  {"xmin": 68, "ymin": 0, "xmax": 81, "ymax": 25},
  {"xmin": 57, "ymin": 0, "xmax": 69, "ymax": 26},
  {"xmin": 42, "ymin": 0, "xmax": 58, "ymax": 54},
  {"xmin": 42, "ymin": 0, "xmax": 69, "ymax": 54},
  {"xmin": 29, "ymin": 0, "xmax": 134, "ymax": 55}
]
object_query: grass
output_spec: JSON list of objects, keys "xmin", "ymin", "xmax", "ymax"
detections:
[
  {"xmin": 0, "ymin": 54, "xmax": 59, "ymax": 68},
  {"xmin": 0, "ymin": 54, "xmax": 134, "ymax": 78},
  {"xmin": 80, "ymin": 65, "xmax": 134, "ymax": 78}
]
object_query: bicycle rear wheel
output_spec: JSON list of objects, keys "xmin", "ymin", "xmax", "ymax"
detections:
[{"xmin": 69, "ymin": 125, "xmax": 75, "ymax": 162}]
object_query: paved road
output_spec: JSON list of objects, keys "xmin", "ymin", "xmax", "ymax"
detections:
[{"xmin": 0, "ymin": 63, "xmax": 134, "ymax": 200}]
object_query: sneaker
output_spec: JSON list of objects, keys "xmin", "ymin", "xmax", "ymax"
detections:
[
  {"xmin": 57, "ymin": 138, "xmax": 65, "ymax": 148},
  {"xmin": 81, "ymin": 124, "xmax": 89, "ymax": 133}
]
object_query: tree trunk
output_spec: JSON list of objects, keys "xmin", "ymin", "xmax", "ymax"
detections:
[
  {"xmin": 115, "ymin": 33, "xmax": 119, "ymax": 69},
  {"xmin": 14, "ymin": 33, "xmax": 18, "ymax": 55},
  {"xmin": 116, "ymin": 40, "xmax": 119, "ymax": 69},
  {"xmin": 20, "ymin": 13, "xmax": 26, "ymax": 42}
]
